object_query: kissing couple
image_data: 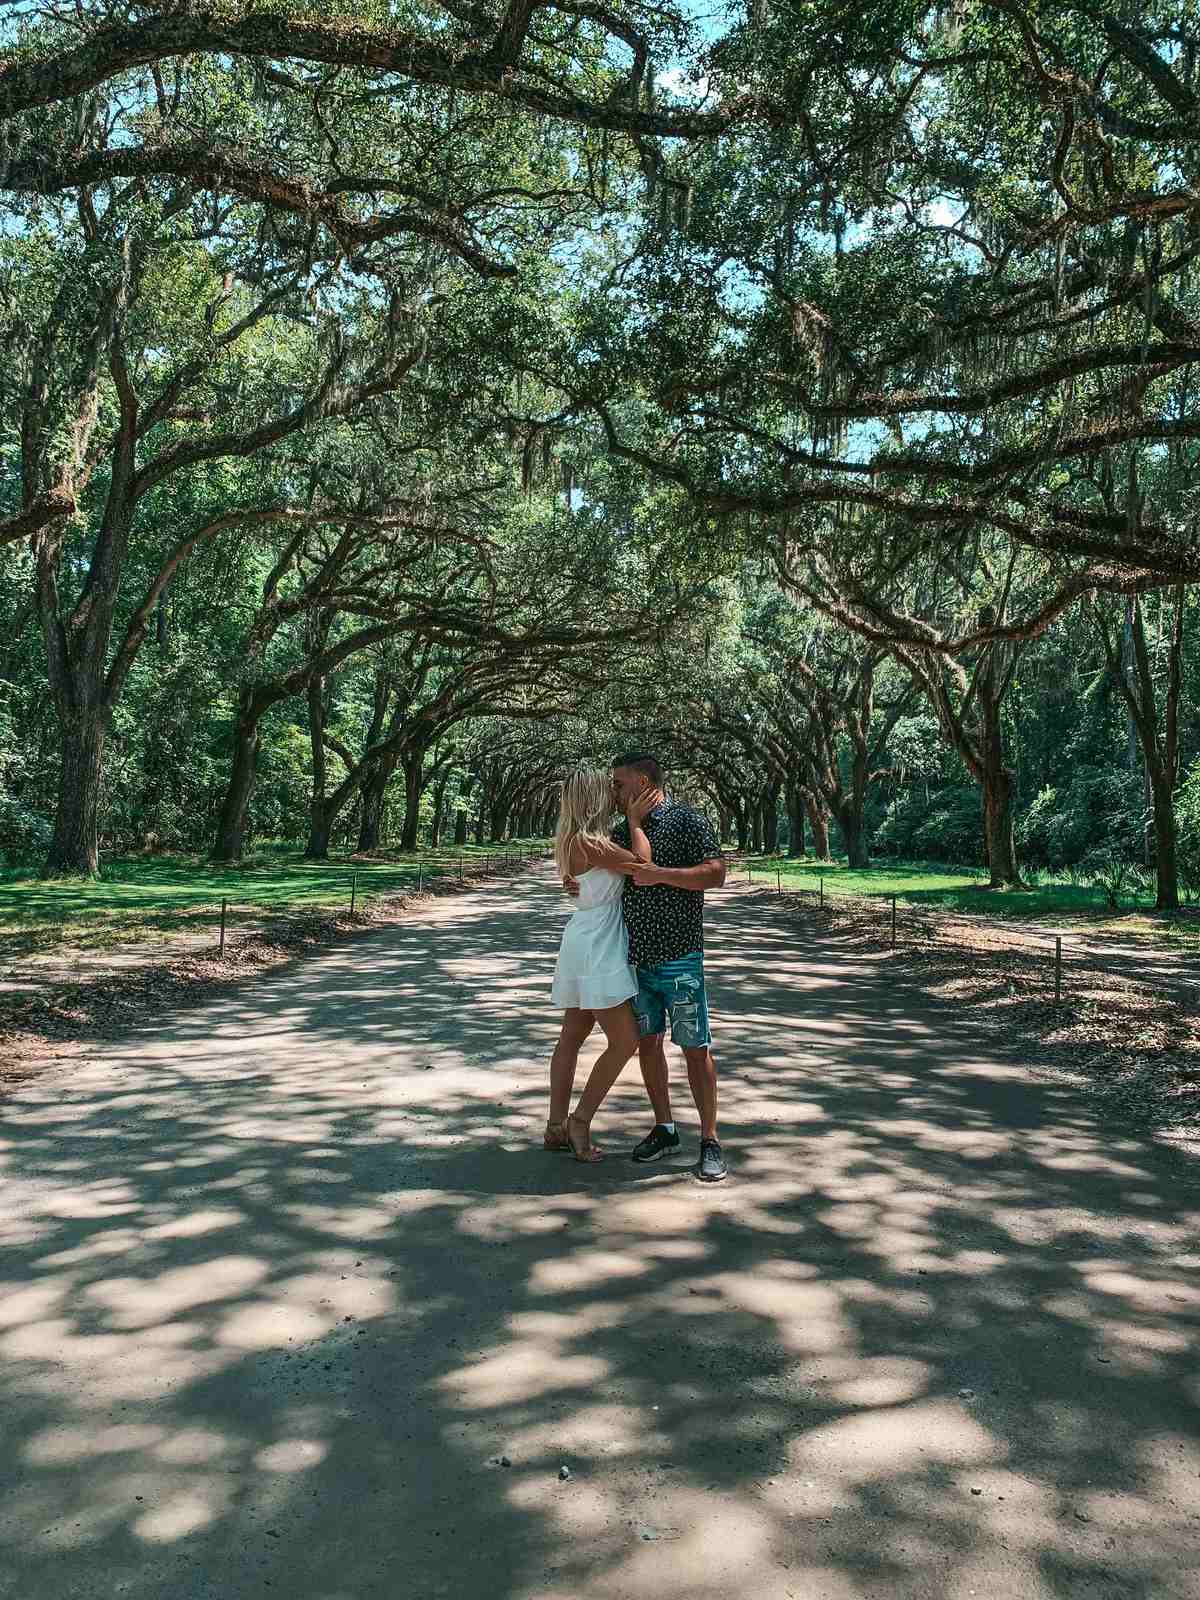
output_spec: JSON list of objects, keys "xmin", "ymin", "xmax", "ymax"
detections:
[{"xmin": 544, "ymin": 752, "xmax": 728, "ymax": 1182}]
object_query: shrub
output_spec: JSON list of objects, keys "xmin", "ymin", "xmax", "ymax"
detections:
[
  {"xmin": 0, "ymin": 796, "xmax": 52, "ymax": 864},
  {"xmin": 876, "ymin": 785, "xmax": 983, "ymax": 864},
  {"xmin": 1017, "ymin": 767, "xmax": 1144, "ymax": 869},
  {"xmin": 1080, "ymin": 847, "xmax": 1150, "ymax": 911}
]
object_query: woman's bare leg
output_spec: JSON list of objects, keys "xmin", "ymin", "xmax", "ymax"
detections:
[
  {"xmin": 548, "ymin": 1009, "xmax": 595, "ymax": 1133},
  {"xmin": 567, "ymin": 1002, "xmax": 639, "ymax": 1160}
]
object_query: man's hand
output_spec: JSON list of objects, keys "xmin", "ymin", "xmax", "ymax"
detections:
[
  {"xmin": 627, "ymin": 785, "xmax": 665, "ymax": 825},
  {"xmin": 627, "ymin": 864, "xmax": 665, "ymax": 886},
  {"xmin": 563, "ymin": 874, "xmax": 581, "ymax": 899}
]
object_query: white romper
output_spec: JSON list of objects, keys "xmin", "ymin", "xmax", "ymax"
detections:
[{"xmin": 550, "ymin": 868, "xmax": 637, "ymax": 1012}]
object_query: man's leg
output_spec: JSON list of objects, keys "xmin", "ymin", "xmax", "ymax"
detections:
[
  {"xmin": 630, "ymin": 972, "xmax": 678, "ymax": 1162},
  {"xmin": 638, "ymin": 1032, "xmax": 672, "ymax": 1126},
  {"xmin": 548, "ymin": 1009, "xmax": 595, "ymax": 1125},
  {"xmin": 682, "ymin": 1046, "xmax": 718, "ymax": 1142},
  {"xmin": 663, "ymin": 954, "xmax": 725, "ymax": 1172}
]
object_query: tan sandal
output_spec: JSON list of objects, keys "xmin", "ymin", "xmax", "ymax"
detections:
[
  {"xmin": 567, "ymin": 1113, "xmax": 603, "ymax": 1163},
  {"xmin": 543, "ymin": 1119, "xmax": 571, "ymax": 1151}
]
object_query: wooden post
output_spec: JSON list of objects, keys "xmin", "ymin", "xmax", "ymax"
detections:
[
  {"xmin": 219, "ymin": 897, "xmax": 227, "ymax": 955},
  {"xmin": 418, "ymin": 863, "xmax": 424, "ymax": 893},
  {"xmin": 1055, "ymin": 935, "xmax": 1062, "ymax": 1003},
  {"xmin": 776, "ymin": 867, "xmax": 781, "ymax": 895},
  {"xmin": 459, "ymin": 854, "xmax": 464, "ymax": 883},
  {"xmin": 891, "ymin": 894, "xmax": 897, "ymax": 947},
  {"xmin": 819, "ymin": 875, "xmax": 824, "ymax": 907},
  {"xmin": 350, "ymin": 872, "xmax": 358, "ymax": 917}
]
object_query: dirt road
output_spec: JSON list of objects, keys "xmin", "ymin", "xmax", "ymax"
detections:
[{"xmin": 2, "ymin": 871, "xmax": 1197, "ymax": 1600}]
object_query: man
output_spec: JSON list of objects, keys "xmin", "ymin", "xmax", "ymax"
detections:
[{"xmin": 565, "ymin": 753, "xmax": 728, "ymax": 1181}]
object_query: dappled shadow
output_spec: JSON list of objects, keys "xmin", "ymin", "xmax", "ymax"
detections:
[{"xmin": 1, "ymin": 872, "xmax": 1198, "ymax": 1599}]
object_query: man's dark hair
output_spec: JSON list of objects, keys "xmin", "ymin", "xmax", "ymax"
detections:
[{"xmin": 613, "ymin": 752, "xmax": 664, "ymax": 785}]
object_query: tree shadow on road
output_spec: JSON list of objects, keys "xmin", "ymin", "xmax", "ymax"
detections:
[{"xmin": 1, "ymin": 880, "xmax": 1198, "ymax": 1600}]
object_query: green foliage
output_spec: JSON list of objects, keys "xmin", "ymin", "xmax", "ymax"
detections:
[
  {"xmin": 1, "ymin": 0, "xmax": 1198, "ymax": 909},
  {"xmin": 875, "ymin": 787, "xmax": 983, "ymax": 866},
  {"xmin": 1017, "ymin": 770, "xmax": 1146, "ymax": 870},
  {"xmin": 1078, "ymin": 849, "xmax": 1151, "ymax": 914},
  {"xmin": 1175, "ymin": 762, "xmax": 1200, "ymax": 905}
]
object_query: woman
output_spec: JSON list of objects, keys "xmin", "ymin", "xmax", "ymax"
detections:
[{"xmin": 545, "ymin": 767, "xmax": 657, "ymax": 1162}]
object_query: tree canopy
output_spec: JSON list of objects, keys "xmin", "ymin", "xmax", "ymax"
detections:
[{"xmin": 2, "ymin": 0, "xmax": 1200, "ymax": 910}]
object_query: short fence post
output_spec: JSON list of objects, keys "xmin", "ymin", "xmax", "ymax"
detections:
[
  {"xmin": 219, "ymin": 897, "xmax": 228, "ymax": 955},
  {"xmin": 418, "ymin": 863, "xmax": 424, "ymax": 894},
  {"xmin": 891, "ymin": 894, "xmax": 897, "ymax": 947},
  {"xmin": 459, "ymin": 854, "xmax": 464, "ymax": 883},
  {"xmin": 1055, "ymin": 935, "xmax": 1062, "ymax": 1003},
  {"xmin": 350, "ymin": 872, "xmax": 358, "ymax": 918},
  {"xmin": 819, "ymin": 875, "xmax": 824, "ymax": 908},
  {"xmin": 776, "ymin": 867, "xmax": 781, "ymax": 895}
]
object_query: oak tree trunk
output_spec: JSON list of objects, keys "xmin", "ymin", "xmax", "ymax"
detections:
[
  {"xmin": 840, "ymin": 806, "xmax": 869, "ymax": 869},
  {"xmin": 786, "ymin": 783, "xmax": 806, "ymax": 857},
  {"xmin": 429, "ymin": 780, "xmax": 448, "ymax": 848},
  {"xmin": 305, "ymin": 810, "xmax": 333, "ymax": 861},
  {"xmin": 1151, "ymin": 774, "xmax": 1180, "ymax": 911},
  {"xmin": 982, "ymin": 766, "xmax": 1020, "ymax": 887},
  {"xmin": 805, "ymin": 792, "xmax": 831, "ymax": 860},
  {"xmin": 400, "ymin": 755, "xmax": 424, "ymax": 852},
  {"xmin": 357, "ymin": 756, "xmax": 396, "ymax": 854},
  {"xmin": 304, "ymin": 676, "xmax": 331, "ymax": 860},
  {"xmin": 762, "ymin": 788, "xmax": 779, "ymax": 853},
  {"xmin": 733, "ymin": 801, "xmax": 748, "ymax": 852},
  {"xmin": 212, "ymin": 703, "xmax": 262, "ymax": 864},
  {"xmin": 42, "ymin": 708, "xmax": 107, "ymax": 877}
]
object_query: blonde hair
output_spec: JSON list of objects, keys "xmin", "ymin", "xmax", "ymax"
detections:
[{"xmin": 554, "ymin": 767, "xmax": 615, "ymax": 878}]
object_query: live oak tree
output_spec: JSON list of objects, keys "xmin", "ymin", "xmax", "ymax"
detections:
[
  {"xmin": 6, "ymin": 0, "xmax": 1200, "ymax": 892},
  {"xmin": 745, "ymin": 602, "xmax": 916, "ymax": 870},
  {"xmin": 0, "ymin": 3, "xmax": 660, "ymax": 875},
  {"xmin": 3, "ymin": 181, "xmax": 444, "ymax": 875},
  {"xmin": 208, "ymin": 492, "xmax": 500, "ymax": 863},
  {"xmin": 1089, "ymin": 587, "xmax": 1188, "ymax": 909},
  {"xmin": 779, "ymin": 513, "xmax": 1046, "ymax": 885}
]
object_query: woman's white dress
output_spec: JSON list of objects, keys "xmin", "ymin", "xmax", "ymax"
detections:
[{"xmin": 550, "ymin": 868, "xmax": 637, "ymax": 1011}]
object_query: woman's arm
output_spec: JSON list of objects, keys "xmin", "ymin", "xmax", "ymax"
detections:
[
  {"xmin": 569, "ymin": 785, "xmax": 662, "ymax": 875},
  {"xmin": 624, "ymin": 809, "xmax": 653, "ymax": 864},
  {"xmin": 576, "ymin": 835, "xmax": 648, "ymax": 872}
]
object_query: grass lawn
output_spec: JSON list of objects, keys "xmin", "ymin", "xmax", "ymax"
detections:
[
  {"xmin": 0, "ymin": 840, "xmax": 547, "ymax": 959},
  {"xmin": 739, "ymin": 854, "xmax": 1200, "ymax": 941}
]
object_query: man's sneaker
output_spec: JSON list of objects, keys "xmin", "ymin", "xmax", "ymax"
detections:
[
  {"xmin": 698, "ymin": 1139, "xmax": 728, "ymax": 1182},
  {"xmin": 631, "ymin": 1125, "xmax": 681, "ymax": 1163}
]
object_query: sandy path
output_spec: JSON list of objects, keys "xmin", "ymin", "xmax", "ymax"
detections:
[{"xmin": 1, "ymin": 870, "xmax": 1198, "ymax": 1600}]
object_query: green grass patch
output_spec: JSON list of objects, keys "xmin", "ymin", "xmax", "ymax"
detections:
[
  {"xmin": 0, "ymin": 840, "xmax": 548, "ymax": 959},
  {"xmin": 739, "ymin": 854, "xmax": 1198, "ymax": 939}
]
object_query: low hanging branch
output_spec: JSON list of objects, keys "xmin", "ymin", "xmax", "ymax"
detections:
[
  {"xmin": 0, "ymin": 7, "xmax": 782, "ymax": 135},
  {"xmin": 3, "ymin": 144, "xmax": 518, "ymax": 279},
  {"xmin": 0, "ymin": 488, "xmax": 77, "ymax": 550}
]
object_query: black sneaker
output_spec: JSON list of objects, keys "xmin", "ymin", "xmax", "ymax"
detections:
[
  {"xmin": 698, "ymin": 1139, "xmax": 728, "ymax": 1182},
  {"xmin": 631, "ymin": 1125, "xmax": 681, "ymax": 1163}
]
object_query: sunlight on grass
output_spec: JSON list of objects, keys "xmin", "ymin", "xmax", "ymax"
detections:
[
  {"xmin": 740, "ymin": 855, "xmax": 1198, "ymax": 938},
  {"xmin": 0, "ymin": 841, "xmax": 549, "ymax": 956}
]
